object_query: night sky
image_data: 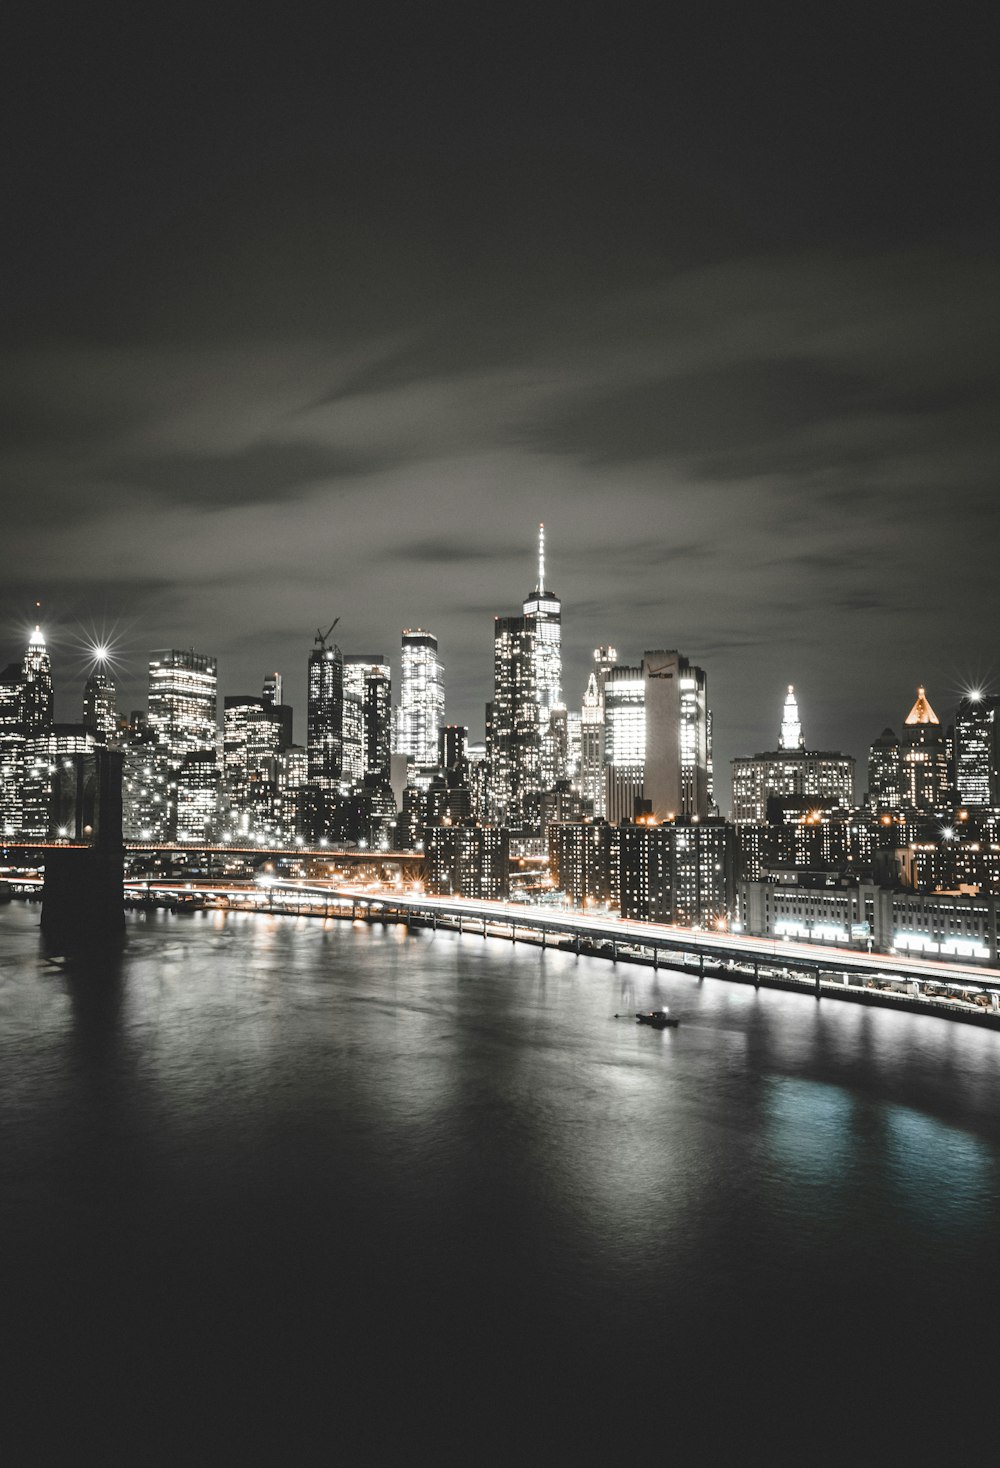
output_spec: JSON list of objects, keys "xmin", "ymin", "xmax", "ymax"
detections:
[{"xmin": 3, "ymin": 6, "xmax": 998, "ymax": 805}]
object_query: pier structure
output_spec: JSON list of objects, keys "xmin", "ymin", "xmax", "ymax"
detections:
[{"xmin": 40, "ymin": 749, "xmax": 125, "ymax": 955}]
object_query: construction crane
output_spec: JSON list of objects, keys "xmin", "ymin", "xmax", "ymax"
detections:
[{"xmin": 314, "ymin": 618, "xmax": 340, "ymax": 650}]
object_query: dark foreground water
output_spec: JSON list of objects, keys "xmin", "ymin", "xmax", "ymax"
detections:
[{"xmin": 3, "ymin": 902, "xmax": 1000, "ymax": 1462}]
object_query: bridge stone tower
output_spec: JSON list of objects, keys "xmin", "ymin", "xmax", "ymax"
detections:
[{"xmin": 41, "ymin": 749, "xmax": 125, "ymax": 955}]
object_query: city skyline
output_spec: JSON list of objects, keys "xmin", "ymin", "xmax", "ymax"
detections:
[{"xmin": 0, "ymin": 580, "xmax": 987, "ymax": 815}]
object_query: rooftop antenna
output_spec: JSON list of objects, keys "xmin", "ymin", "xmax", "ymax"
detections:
[{"xmin": 538, "ymin": 522, "xmax": 545, "ymax": 593}]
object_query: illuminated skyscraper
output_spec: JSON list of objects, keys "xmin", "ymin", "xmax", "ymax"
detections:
[
  {"xmin": 731, "ymin": 686, "xmax": 854, "ymax": 822},
  {"xmin": 487, "ymin": 528, "xmax": 565, "ymax": 832},
  {"xmin": 580, "ymin": 646, "xmax": 618, "ymax": 817},
  {"xmin": 307, "ymin": 623, "xmax": 344, "ymax": 793},
  {"xmin": 83, "ymin": 671, "xmax": 118, "ymax": 745},
  {"xmin": 20, "ymin": 625, "xmax": 53, "ymax": 736},
  {"xmin": 523, "ymin": 524, "xmax": 562, "ymax": 787},
  {"xmin": 953, "ymin": 694, "xmax": 998, "ymax": 806},
  {"xmin": 19, "ymin": 626, "xmax": 56, "ymax": 839},
  {"xmin": 487, "ymin": 614, "xmax": 539, "ymax": 828},
  {"xmin": 147, "ymin": 649, "xmax": 219, "ymax": 839},
  {"xmin": 642, "ymin": 651, "xmax": 710, "ymax": 821},
  {"xmin": 900, "ymin": 685, "xmax": 951, "ymax": 812},
  {"xmin": 0, "ymin": 662, "xmax": 25, "ymax": 837},
  {"xmin": 603, "ymin": 663, "xmax": 645, "ymax": 823},
  {"xmin": 343, "ymin": 656, "xmax": 391, "ymax": 785},
  {"xmin": 603, "ymin": 651, "xmax": 710, "ymax": 823},
  {"xmin": 779, "ymin": 685, "xmax": 804, "ymax": 751},
  {"xmin": 397, "ymin": 630, "xmax": 443, "ymax": 766},
  {"xmin": 867, "ymin": 728, "xmax": 901, "ymax": 810}
]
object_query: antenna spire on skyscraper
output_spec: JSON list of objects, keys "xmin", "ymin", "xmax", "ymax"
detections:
[{"xmin": 538, "ymin": 522, "xmax": 545, "ymax": 593}]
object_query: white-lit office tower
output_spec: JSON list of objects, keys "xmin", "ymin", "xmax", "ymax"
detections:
[
  {"xmin": 344, "ymin": 656, "xmax": 392, "ymax": 782},
  {"xmin": 523, "ymin": 524, "xmax": 563, "ymax": 787},
  {"xmin": 580, "ymin": 646, "xmax": 618, "ymax": 816},
  {"xmin": 83, "ymin": 670, "xmax": 118, "ymax": 745},
  {"xmin": 953, "ymin": 694, "xmax": 998, "ymax": 806},
  {"xmin": 307, "ymin": 624, "xmax": 344, "ymax": 793},
  {"xmin": 222, "ymin": 696, "xmax": 287, "ymax": 836},
  {"xmin": 122, "ymin": 718, "xmax": 170, "ymax": 842},
  {"xmin": 604, "ymin": 651, "xmax": 710, "ymax": 824},
  {"xmin": 397, "ymin": 630, "xmax": 444, "ymax": 767},
  {"xmin": 147, "ymin": 649, "xmax": 219, "ymax": 839},
  {"xmin": 0, "ymin": 662, "xmax": 24, "ymax": 837},
  {"xmin": 488, "ymin": 614, "xmax": 539, "ymax": 829},
  {"xmin": 643, "ymin": 652, "xmax": 710, "ymax": 821},
  {"xmin": 604, "ymin": 664, "xmax": 646, "ymax": 822},
  {"xmin": 20, "ymin": 626, "xmax": 56, "ymax": 839}
]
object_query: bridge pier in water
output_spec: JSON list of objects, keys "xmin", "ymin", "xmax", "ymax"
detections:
[{"xmin": 41, "ymin": 750, "xmax": 125, "ymax": 958}]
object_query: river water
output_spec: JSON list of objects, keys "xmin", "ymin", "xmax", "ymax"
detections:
[{"xmin": 2, "ymin": 901, "xmax": 999, "ymax": 1461}]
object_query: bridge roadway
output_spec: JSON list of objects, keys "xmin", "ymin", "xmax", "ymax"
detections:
[{"xmin": 334, "ymin": 887, "xmax": 1000, "ymax": 1021}]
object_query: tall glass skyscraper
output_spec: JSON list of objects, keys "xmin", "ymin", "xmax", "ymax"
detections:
[
  {"xmin": 344, "ymin": 656, "xmax": 392, "ymax": 782},
  {"xmin": 397, "ymin": 630, "xmax": 443, "ymax": 766},
  {"xmin": 147, "ymin": 649, "xmax": 219, "ymax": 839},
  {"xmin": 522, "ymin": 524, "xmax": 562, "ymax": 788},
  {"xmin": 20, "ymin": 625, "xmax": 53, "ymax": 736},
  {"xmin": 147, "ymin": 650, "xmax": 218, "ymax": 765},
  {"xmin": 307, "ymin": 625, "xmax": 344, "ymax": 793},
  {"xmin": 487, "ymin": 526, "xmax": 563, "ymax": 832},
  {"xmin": 954, "ymin": 694, "xmax": 998, "ymax": 806},
  {"xmin": 83, "ymin": 670, "xmax": 118, "ymax": 744}
]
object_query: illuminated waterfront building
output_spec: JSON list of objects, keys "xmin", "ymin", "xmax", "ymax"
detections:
[
  {"xmin": 307, "ymin": 624, "xmax": 344, "ymax": 793},
  {"xmin": 547, "ymin": 820, "xmax": 617, "ymax": 908},
  {"xmin": 619, "ymin": 818, "xmax": 735, "ymax": 926},
  {"xmin": 425, "ymin": 823, "xmax": 510, "ymax": 900},
  {"xmin": 82, "ymin": 671, "xmax": 118, "ymax": 745},
  {"xmin": 731, "ymin": 686, "xmax": 854, "ymax": 822},
  {"xmin": 738, "ymin": 878, "xmax": 998, "ymax": 964},
  {"xmin": 396, "ymin": 631, "xmax": 444, "ymax": 767}
]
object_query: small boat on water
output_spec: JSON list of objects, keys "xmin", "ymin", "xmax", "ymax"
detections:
[{"xmin": 636, "ymin": 1009, "xmax": 679, "ymax": 1029}]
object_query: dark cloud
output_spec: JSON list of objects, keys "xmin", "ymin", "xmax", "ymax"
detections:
[
  {"xmin": 525, "ymin": 360, "xmax": 869, "ymax": 464},
  {"xmin": 105, "ymin": 442, "xmax": 383, "ymax": 507}
]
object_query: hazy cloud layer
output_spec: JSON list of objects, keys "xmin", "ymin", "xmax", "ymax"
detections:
[{"xmin": 2, "ymin": 10, "xmax": 997, "ymax": 803}]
